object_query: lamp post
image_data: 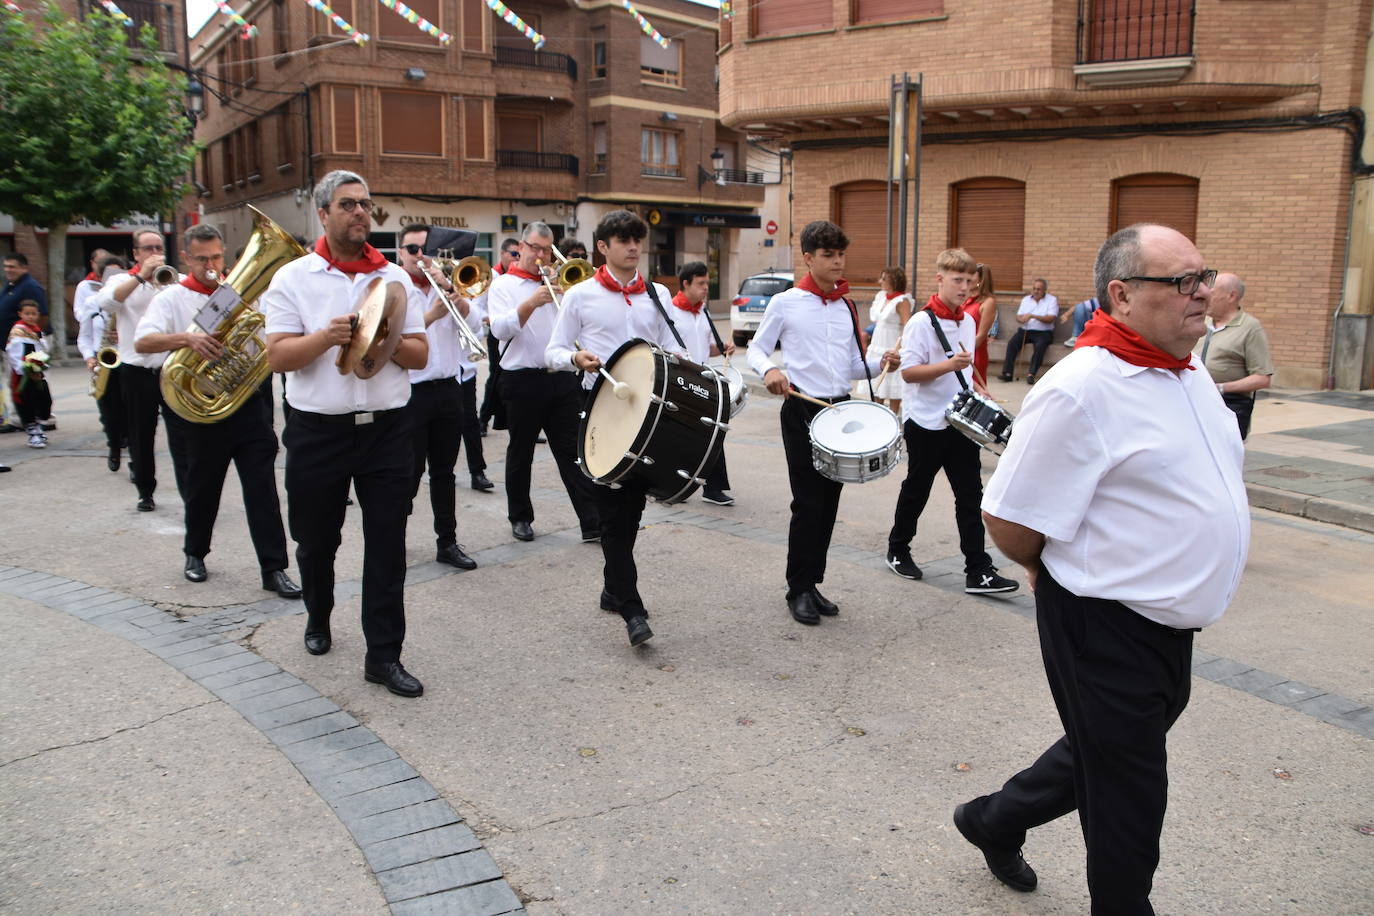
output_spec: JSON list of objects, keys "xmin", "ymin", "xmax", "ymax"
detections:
[
  {"xmin": 185, "ymin": 76, "xmax": 204, "ymax": 122},
  {"xmin": 698, "ymin": 148, "xmax": 727, "ymax": 188}
]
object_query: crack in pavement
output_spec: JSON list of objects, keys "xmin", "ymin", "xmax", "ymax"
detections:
[{"xmin": 0, "ymin": 699, "xmax": 218, "ymax": 768}]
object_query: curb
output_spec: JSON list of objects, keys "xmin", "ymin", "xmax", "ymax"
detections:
[{"xmin": 1245, "ymin": 483, "xmax": 1374, "ymax": 535}]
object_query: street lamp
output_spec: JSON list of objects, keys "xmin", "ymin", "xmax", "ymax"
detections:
[
  {"xmin": 698, "ymin": 148, "xmax": 728, "ymax": 188},
  {"xmin": 185, "ymin": 77, "xmax": 205, "ymax": 121}
]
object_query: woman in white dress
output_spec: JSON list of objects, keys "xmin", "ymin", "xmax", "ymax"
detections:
[{"xmin": 866, "ymin": 266, "xmax": 911, "ymax": 412}]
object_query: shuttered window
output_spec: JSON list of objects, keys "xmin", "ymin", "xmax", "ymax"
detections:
[
  {"xmin": 951, "ymin": 178, "xmax": 1026, "ymax": 291},
  {"xmin": 277, "ymin": 104, "xmax": 295, "ymax": 168},
  {"xmin": 1111, "ymin": 173, "xmax": 1198, "ymax": 241},
  {"xmin": 379, "ymin": 0, "xmax": 439, "ymax": 43},
  {"xmin": 641, "ymin": 35, "xmax": 681, "ymax": 86},
  {"xmin": 832, "ymin": 181, "xmax": 887, "ymax": 285},
  {"xmin": 331, "ymin": 86, "xmax": 359, "ymax": 153},
  {"xmin": 753, "ymin": 0, "xmax": 831, "ymax": 37},
  {"xmin": 852, "ymin": 0, "xmax": 942, "ymax": 24},
  {"xmin": 462, "ymin": 0, "xmax": 486, "ymax": 52},
  {"xmin": 497, "ymin": 114, "xmax": 541, "ymax": 152},
  {"xmin": 1084, "ymin": 0, "xmax": 1193, "ymax": 62},
  {"xmin": 381, "ymin": 90, "xmax": 443, "ymax": 156},
  {"xmin": 463, "ymin": 98, "xmax": 489, "ymax": 160}
]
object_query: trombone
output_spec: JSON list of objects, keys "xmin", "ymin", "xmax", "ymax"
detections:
[
  {"xmin": 420, "ymin": 253, "xmax": 489, "ymax": 361},
  {"xmin": 537, "ymin": 244, "xmax": 594, "ymax": 310}
]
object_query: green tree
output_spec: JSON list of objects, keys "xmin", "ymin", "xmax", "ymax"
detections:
[{"xmin": 0, "ymin": 3, "xmax": 198, "ymax": 357}]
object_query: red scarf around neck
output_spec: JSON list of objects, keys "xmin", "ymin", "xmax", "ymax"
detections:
[
  {"xmin": 180, "ymin": 274, "xmax": 215, "ymax": 296},
  {"xmin": 85, "ymin": 271, "xmax": 99, "ymax": 282},
  {"xmin": 671, "ymin": 290, "xmax": 702, "ymax": 315},
  {"xmin": 924, "ymin": 293, "xmax": 962, "ymax": 322},
  {"xmin": 594, "ymin": 265, "xmax": 646, "ymax": 306},
  {"xmin": 314, "ymin": 236, "xmax": 388, "ymax": 275},
  {"xmin": 1074, "ymin": 309, "xmax": 1195, "ymax": 371},
  {"xmin": 797, "ymin": 273, "xmax": 849, "ymax": 303},
  {"xmin": 407, "ymin": 268, "xmax": 431, "ymax": 291},
  {"xmin": 505, "ymin": 263, "xmax": 543, "ymax": 282}
]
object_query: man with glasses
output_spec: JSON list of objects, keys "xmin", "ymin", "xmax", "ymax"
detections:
[
  {"xmin": 953, "ymin": 226, "xmax": 1248, "ymax": 913},
  {"xmin": 133, "ymin": 224, "xmax": 301, "ymax": 599},
  {"xmin": 486, "ymin": 221, "xmax": 600, "ymax": 543},
  {"xmin": 93, "ymin": 229, "xmax": 181, "ymax": 511},
  {"xmin": 997, "ymin": 277, "xmax": 1059, "ymax": 384},
  {"xmin": 478, "ymin": 237, "xmax": 520, "ymax": 434}
]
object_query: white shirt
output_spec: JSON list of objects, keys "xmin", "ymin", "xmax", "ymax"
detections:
[
  {"xmin": 261, "ymin": 252, "xmax": 423, "ymax": 414},
  {"xmin": 456, "ymin": 291, "xmax": 487, "ymax": 383},
  {"xmin": 982, "ymin": 347, "xmax": 1249, "ymax": 629},
  {"xmin": 407, "ymin": 279, "xmax": 479, "ymax": 384},
  {"xmin": 92, "ymin": 270, "xmax": 183, "ymax": 369},
  {"xmin": 1018, "ymin": 293, "xmax": 1060, "ymax": 331},
  {"xmin": 6, "ymin": 325, "xmax": 47, "ymax": 376},
  {"xmin": 487, "ymin": 271, "xmax": 555, "ymax": 370},
  {"xmin": 134, "ymin": 283, "xmax": 211, "ymax": 369},
  {"xmin": 75, "ymin": 280, "xmax": 106, "ymax": 361},
  {"xmin": 901, "ymin": 309, "xmax": 975, "ymax": 430},
  {"xmin": 546, "ymin": 273, "xmax": 684, "ymax": 388},
  {"xmin": 673, "ymin": 300, "xmax": 715, "ymax": 364},
  {"xmin": 746, "ymin": 285, "xmax": 881, "ymax": 398}
]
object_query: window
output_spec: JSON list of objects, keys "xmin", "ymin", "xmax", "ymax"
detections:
[
  {"xmin": 234, "ymin": 128, "xmax": 249, "ymax": 184},
  {"xmin": 221, "ymin": 136, "xmax": 236, "ymax": 190},
  {"xmin": 852, "ymin": 0, "xmax": 942, "ymax": 24},
  {"xmin": 461, "ymin": 0, "xmax": 486, "ymax": 52},
  {"xmin": 200, "ymin": 148, "xmax": 213, "ymax": 196},
  {"xmin": 641, "ymin": 128, "xmax": 681, "ymax": 177},
  {"xmin": 497, "ymin": 113, "xmax": 541, "ymax": 152},
  {"xmin": 950, "ymin": 177, "xmax": 1026, "ymax": 290},
  {"xmin": 753, "ymin": 0, "xmax": 832, "ymax": 38},
  {"xmin": 592, "ymin": 26, "xmax": 606, "ymax": 78},
  {"xmin": 1111, "ymin": 173, "xmax": 1198, "ymax": 240},
  {"xmin": 495, "ymin": 11, "xmax": 539, "ymax": 48},
  {"xmin": 331, "ymin": 86, "xmax": 359, "ymax": 153},
  {"xmin": 473, "ymin": 232, "xmax": 494, "ymax": 266},
  {"xmin": 831, "ymin": 180, "xmax": 887, "ymax": 285},
  {"xmin": 325, "ymin": 0, "xmax": 356, "ymax": 39},
  {"xmin": 276, "ymin": 104, "xmax": 295, "ymax": 169},
  {"xmin": 640, "ymin": 35, "xmax": 681, "ymax": 86},
  {"xmin": 720, "ymin": 8, "xmax": 731, "ymax": 46},
  {"xmin": 381, "ymin": 90, "xmax": 443, "ymax": 156},
  {"xmin": 273, "ymin": 0, "xmax": 289, "ymax": 57},
  {"xmin": 379, "ymin": 0, "xmax": 439, "ymax": 43},
  {"xmin": 1083, "ymin": 0, "xmax": 1193, "ymax": 63},
  {"xmin": 245, "ymin": 120, "xmax": 261, "ymax": 180},
  {"xmin": 241, "ymin": 33, "xmax": 258, "ymax": 85},
  {"xmin": 463, "ymin": 97, "xmax": 489, "ymax": 159},
  {"xmin": 591, "ymin": 123, "xmax": 607, "ymax": 174}
]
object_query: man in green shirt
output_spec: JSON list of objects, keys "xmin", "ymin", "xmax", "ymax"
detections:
[{"xmin": 1198, "ymin": 272, "xmax": 1272, "ymax": 439}]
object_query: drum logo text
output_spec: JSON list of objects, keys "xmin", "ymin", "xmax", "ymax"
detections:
[{"xmin": 676, "ymin": 376, "xmax": 712, "ymax": 400}]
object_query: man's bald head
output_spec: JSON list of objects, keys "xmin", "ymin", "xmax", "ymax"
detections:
[{"xmin": 1207, "ymin": 272, "xmax": 1245, "ymax": 321}]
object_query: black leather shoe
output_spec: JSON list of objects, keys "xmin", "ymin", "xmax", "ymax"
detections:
[
  {"xmin": 137, "ymin": 496, "xmax": 155, "ymax": 512},
  {"xmin": 811, "ymin": 587, "xmax": 839, "ymax": 616},
  {"xmin": 184, "ymin": 555, "xmax": 207, "ymax": 583},
  {"xmin": 365, "ymin": 661, "xmax": 424, "ymax": 697},
  {"xmin": 436, "ymin": 543, "xmax": 477, "ymax": 570},
  {"xmin": 953, "ymin": 802, "xmax": 1038, "ymax": 893},
  {"xmin": 107, "ymin": 447, "xmax": 120, "ymax": 472},
  {"xmin": 997, "ymin": 374, "xmax": 1013, "ymax": 382},
  {"xmin": 512, "ymin": 521, "xmax": 534, "ymax": 542},
  {"xmin": 625, "ymin": 615, "xmax": 653, "ymax": 646},
  {"xmin": 262, "ymin": 570, "xmax": 302, "ymax": 598},
  {"xmin": 786, "ymin": 590, "xmax": 822, "ymax": 625},
  {"xmin": 471, "ymin": 473, "xmax": 494, "ymax": 491},
  {"xmin": 303, "ymin": 623, "xmax": 331, "ymax": 655},
  {"xmin": 600, "ymin": 589, "xmax": 621, "ymax": 613}
]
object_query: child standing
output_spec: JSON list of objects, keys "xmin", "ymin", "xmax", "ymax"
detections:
[{"xmin": 6, "ymin": 300, "xmax": 51, "ymax": 449}]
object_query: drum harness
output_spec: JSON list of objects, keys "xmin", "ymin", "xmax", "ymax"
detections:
[
  {"xmin": 785, "ymin": 297, "xmax": 876, "ymax": 403},
  {"xmin": 925, "ymin": 307, "xmax": 971, "ymax": 393}
]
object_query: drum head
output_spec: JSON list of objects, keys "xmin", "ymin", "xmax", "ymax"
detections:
[
  {"xmin": 810, "ymin": 401, "xmax": 900, "ymax": 455},
  {"xmin": 583, "ymin": 341, "xmax": 657, "ymax": 478}
]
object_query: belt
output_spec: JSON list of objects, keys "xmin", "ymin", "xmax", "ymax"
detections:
[
  {"xmin": 412, "ymin": 377, "xmax": 458, "ymax": 388},
  {"xmin": 790, "ymin": 386, "xmax": 849, "ymax": 404},
  {"xmin": 293, "ymin": 407, "xmax": 403, "ymax": 426}
]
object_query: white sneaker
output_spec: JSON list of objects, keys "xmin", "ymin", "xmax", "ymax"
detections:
[
  {"xmin": 27, "ymin": 432, "xmax": 46, "ymax": 448},
  {"xmin": 1064, "ymin": 336, "xmax": 1077, "ymax": 348}
]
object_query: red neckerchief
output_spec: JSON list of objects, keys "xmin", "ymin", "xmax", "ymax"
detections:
[
  {"xmin": 506, "ymin": 264, "xmax": 542, "ymax": 282},
  {"xmin": 1074, "ymin": 309, "xmax": 1195, "ymax": 371},
  {"xmin": 85, "ymin": 271, "xmax": 98, "ymax": 282},
  {"xmin": 796, "ymin": 273, "xmax": 849, "ymax": 302},
  {"xmin": 924, "ymin": 293, "xmax": 962, "ymax": 322},
  {"xmin": 313, "ymin": 236, "xmax": 387, "ymax": 275},
  {"xmin": 407, "ymin": 268, "xmax": 431, "ymax": 291},
  {"xmin": 594, "ymin": 265, "xmax": 646, "ymax": 306},
  {"xmin": 179, "ymin": 274, "xmax": 215, "ymax": 295},
  {"xmin": 493, "ymin": 263, "xmax": 506, "ymax": 275},
  {"xmin": 10, "ymin": 320, "xmax": 41, "ymax": 341},
  {"xmin": 671, "ymin": 290, "xmax": 702, "ymax": 315}
]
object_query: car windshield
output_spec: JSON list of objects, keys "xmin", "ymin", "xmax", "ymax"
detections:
[{"xmin": 740, "ymin": 277, "xmax": 791, "ymax": 297}]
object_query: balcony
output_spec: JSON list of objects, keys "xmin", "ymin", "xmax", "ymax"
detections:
[
  {"xmin": 495, "ymin": 46, "xmax": 578, "ymax": 81},
  {"xmin": 1075, "ymin": 0, "xmax": 1194, "ymax": 86},
  {"xmin": 497, "ymin": 149, "xmax": 579, "ymax": 176},
  {"xmin": 717, "ymin": 168, "xmax": 765, "ymax": 185}
]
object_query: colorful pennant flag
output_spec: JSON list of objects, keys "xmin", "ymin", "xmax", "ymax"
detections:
[
  {"xmin": 721, "ymin": 1, "xmax": 733, "ymax": 19},
  {"xmin": 214, "ymin": 0, "xmax": 259, "ymax": 38},
  {"xmin": 376, "ymin": 0, "xmax": 452, "ymax": 45},
  {"xmin": 485, "ymin": 0, "xmax": 543, "ymax": 50},
  {"xmin": 3, "ymin": 1, "xmax": 23, "ymax": 12},
  {"xmin": 96, "ymin": 0, "xmax": 134, "ymax": 26},
  {"xmin": 622, "ymin": 0, "xmax": 668, "ymax": 49},
  {"xmin": 304, "ymin": 0, "xmax": 368, "ymax": 44}
]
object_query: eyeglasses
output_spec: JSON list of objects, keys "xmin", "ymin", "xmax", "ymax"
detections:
[
  {"xmin": 523, "ymin": 242, "xmax": 551, "ymax": 255},
  {"xmin": 136, "ymin": 244, "xmax": 165, "ymax": 253},
  {"xmin": 331, "ymin": 198, "xmax": 375, "ymax": 213},
  {"xmin": 401, "ymin": 244, "xmax": 424, "ymax": 255},
  {"xmin": 187, "ymin": 254, "xmax": 223, "ymax": 265},
  {"xmin": 1119, "ymin": 269, "xmax": 1217, "ymax": 296}
]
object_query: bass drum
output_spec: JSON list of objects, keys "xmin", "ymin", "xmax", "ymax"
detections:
[{"xmin": 579, "ymin": 338, "xmax": 729, "ymax": 504}]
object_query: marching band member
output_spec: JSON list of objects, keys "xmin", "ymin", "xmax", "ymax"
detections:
[
  {"xmin": 546, "ymin": 210, "xmax": 684, "ymax": 647},
  {"xmin": 134, "ymin": 224, "xmax": 301, "ymax": 598},
  {"xmin": 478, "ymin": 238, "xmax": 519, "ymax": 434},
  {"xmin": 486, "ymin": 221, "xmax": 600, "ymax": 544},
  {"xmin": 398, "ymin": 224, "xmax": 478, "ymax": 571},
  {"xmin": 76, "ymin": 255, "xmax": 129, "ymax": 472},
  {"xmin": 263, "ymin": 170, "xmax": 429, "ymax": 698},
  {"xmin": 746, "ymin": 220, "xmax": 899, "ymax": 627},
  {"xmin": 674, "ymin": 260, "xmax": 735, "ymax": 505}
]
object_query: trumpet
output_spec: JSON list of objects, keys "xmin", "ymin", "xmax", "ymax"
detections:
[
  {"xmin": 151, "ymin": 264, "xmax": 179, "ymax": 287},
  {"xmin": 420, "ymin": 254, "xmax": 489, "ymax": 361}
]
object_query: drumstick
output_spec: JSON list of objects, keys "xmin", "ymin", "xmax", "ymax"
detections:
[
  {"xmin": 599, "ymin": 367, "xmax": 631, "ymax": 400},
  {"xmin": 871, "ymin": 332, "xmax": 904, "ymax": 395},
  {"xmin": 786, "ymin": 390, "xmax": 837, "ymax": 410}
]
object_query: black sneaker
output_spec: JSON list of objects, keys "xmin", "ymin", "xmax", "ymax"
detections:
[
  {"xmin": 886, "ymin": 551, "xmax": 922, "ymax": 580},
  {"xmin": 966, "ymin": 569, "xmax": 1019, "ymax": 595},
  {"xmin": 701, "ymin": 489, "xmax": 734, "ymax": 506}
]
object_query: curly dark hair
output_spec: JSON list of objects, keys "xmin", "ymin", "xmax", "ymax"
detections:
[
  {"xmin": 678, "ymin": 260, "xmax": 709, "ymax": 285},
  {"xmin": 595, "ymin": 209, "xmax": 648, "ymax": 245},
  {"xmin": 800, "ymin": 220, "xmax": 848, "ymax": 254}
]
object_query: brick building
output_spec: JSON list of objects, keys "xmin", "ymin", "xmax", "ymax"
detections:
[
  {"xmin": 191, "ymin": 0, "xmax": 763, "ymax": 299},
  {"xmin": 719, "ymin": 0, "xmax": 1374, "ymax": 388}
]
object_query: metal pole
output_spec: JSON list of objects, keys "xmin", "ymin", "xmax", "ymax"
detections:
[
  {"xmin": 911, "ymin": 76, "xmax": 923, "ymax": 284},
  {"xmin": 896, "ymin": 74, "xmax": 910, "ymax": 279},
  {"xmin": 885, "ymin": 75, "xmax": 897, "ymax": 270}
]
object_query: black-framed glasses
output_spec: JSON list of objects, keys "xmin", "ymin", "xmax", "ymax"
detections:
[
  {"xmin": 331, "ymin": 198, "xmax": 375, "ymax": 213},
  {"xmin": 1119, "ymin": 269, "xmax": 1217, "ymax": 296},
  {"xmin": 136, "ymin": 244, "xmax": 165, "ymax": 253},
  {"xmin": 401, "ymin": 244, "xmax": 424, "ymax": 255}
]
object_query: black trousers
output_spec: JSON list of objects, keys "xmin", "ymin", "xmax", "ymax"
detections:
[
  {"xmin": 458, "ymin": 375, "xmax": 486, "ymax": 474},
  {"xmin": 594, "ymin": 477, "xmax": 650, "ymax": 619},
  {"xmin": 779, "ymin": 395, "xmax": 844, "ymax": 595},
  {"xmin": 1001, "ymin": 328, "xmax": 1054, "ymax": 378},
  {"xmin": 12, "ymin": 376, "xmax": 51, "ymax": 426},
  {"xmin": 409, "ymin": 378, "xmax": 463, "ymax": 548},
  {"xmin": 705, "ymin": 450, "xmax": 730, "ymax": 493},
  {"xmin": 96, "ymin": 365, "xmax": 127, "ymax": 449},
  {"xmin": 479, "ymin": 331, "xmax": 507, "ymax": 430},
  {"xmin": 122, "ymin": 365, "xmax": 165, "ymax": 500},
  {"xmin": 970, "ymin": 570, "xmax": 1196, "ymax": 915},
  {"xmin": 887, "ymin": 421, "xmax": 992, "ymax": 574},
  {"xmin": 283, "ymin": 406, "xmax": 414, "ymax": 665},
  {"xmin": 172, "ymin": 383, "xmax": 288, "ymax": 571},
  {"xmin": 1222, "ymin": 391, "xmax": 1255, "ymax": 440},
  {"xmin": 498, "ymin": 368, "xmax": 599, "ymax": 533}
]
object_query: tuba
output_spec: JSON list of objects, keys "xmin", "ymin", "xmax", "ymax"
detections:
[{"xmin": 160, "ymin": 206, "xmax": 306, "ymax": 423}]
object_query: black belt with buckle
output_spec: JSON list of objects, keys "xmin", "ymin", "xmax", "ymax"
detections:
[{"xmin": 295, "ymin": 407, "xmax": 402, "ymax": 426}]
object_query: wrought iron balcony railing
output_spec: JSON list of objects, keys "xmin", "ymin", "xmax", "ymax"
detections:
[
  {"xmin": 495, "ymin": 46, "xmax": 578, "ymax": 81},
  {"xmin": 1078, "ymin": 0, "xmax": 1195, "ymax": 64},
  {"xmin": 717, "ymin": 168, "xmax": 765, "ymax": 185},
  {"xmin": 497, "ymin": 149, "xmax": 580, "ymax": 176}
]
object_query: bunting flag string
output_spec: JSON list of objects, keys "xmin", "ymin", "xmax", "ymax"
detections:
[
  {"xmin": 213, "ymin": 0, "xmax": 259, "ymax": 38},
  {"xmin": 375, "ymin": 0, "xmax": 452, "ymax": 45},
  {"xmin": 485, "ymin": 0, "xmax": 543, "ymax": 50},
  {"xmin": 304, "ymin": 0, "xmax": 368, "ymax": 44},
  {"xmin": 96, "ymin": 0, "xmax": 134, "ymax": 26},
  {"xmin": 3, "ymin": 2, "xmax": 23, "ymax": 12},
  {"xmin": 721, "ymin": 1, "xmax": 733, "ymax": 19},
  {"xmin": 621, "ymin": 0, "xmax": 668, "ymax": 49}
]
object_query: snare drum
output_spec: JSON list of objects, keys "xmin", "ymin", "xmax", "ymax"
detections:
[
  {"xmin": 579, "ymin": 338, "xmax": 729, "ymax": 503},
  {"xmin": 809, "ymin": 400, "xmax": 903, "ymax": 483},
  {"xmin": 713, "ymin": 364, "xmax": 748, "ymax": 418},
  {"xmin": 944, "ymin": 389, "xmax": 1014, "ymax": 453}
]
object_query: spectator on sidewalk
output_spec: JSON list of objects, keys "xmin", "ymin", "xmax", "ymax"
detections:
[
  {"xmin": 1197, "ymin": 272, "xmax": 1272, "ymax": 440},
  {"xmin": 6, "ymin": 301, "xmax": 51, "ymax": 448},
  {"xmin": 1061, "ymin": 295, "xmax": 1100, "ymax": 347},
  {"xmin": 1, "ymin": 254, "xmax": 49, "ymax": 433},
  {"xmin": 997, "ymin": 278, "xmax": 1059, "ymax": 384}
]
